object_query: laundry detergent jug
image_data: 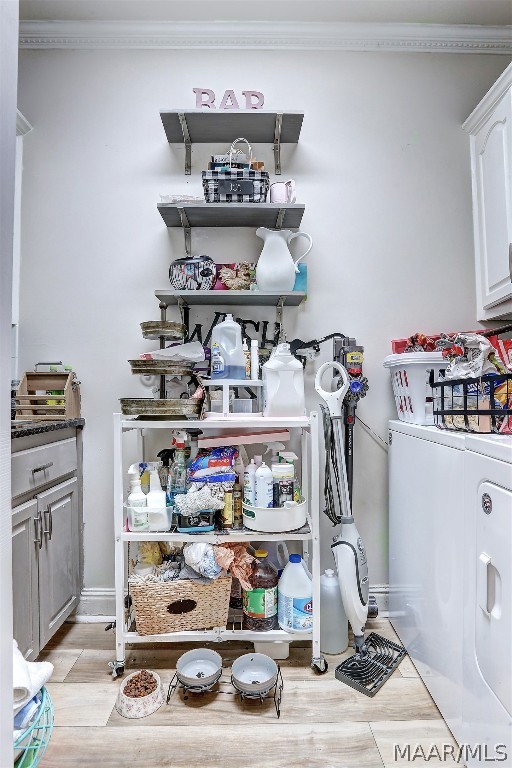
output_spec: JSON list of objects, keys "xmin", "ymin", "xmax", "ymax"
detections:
[
  {"xmin": 262, "ymin": 342, "xmax": 305, "ymax": 417},
  {"xmin": 210, "ymin": 314, "xmax": 246, "ymax": 380}
]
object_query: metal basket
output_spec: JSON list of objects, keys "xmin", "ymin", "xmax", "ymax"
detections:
[
  {"xmin": 14, "ymin": 687, "xmax": 54, "ymax": 768},
  {"xmin": 431, "ymin": 371, "xmax": 512, "ymax": 433}
]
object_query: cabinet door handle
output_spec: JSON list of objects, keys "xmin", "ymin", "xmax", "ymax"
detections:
[
  {"xmin": 32, "ymin": 462, "xmax": 53, "ymax": 474},
  {"xmin": 42, "ymin": 505, "xmax": 53, "ymax": 540},
  {"xmin": 33, "ymin": 511, "xmax": 43, "ymax": 549},
  {"xmin": 509, "ymin": 243, "xmax": 512, "ymax": 280}
]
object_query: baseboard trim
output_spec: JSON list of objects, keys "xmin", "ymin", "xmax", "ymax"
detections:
[
  {"xmin": 75, "ymin": 584, "xmax": 389, "ymax": 620},
  {"xmin": 76, "ymin": 587, "xmax": 116, "ymax": 617}
]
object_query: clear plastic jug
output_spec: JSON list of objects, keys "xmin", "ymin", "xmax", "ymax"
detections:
[
  {"xmin": 211, "ymin": 314, "xmax": 246, "ymax": 380},
  {"xmin": 320, "ymin": 568, "xmax": 348, "ymax": 654}
]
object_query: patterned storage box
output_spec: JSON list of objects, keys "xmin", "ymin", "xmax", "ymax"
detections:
[{"xmin": 202, "ymin": 169, "xmax": 270, "ymax": 203}]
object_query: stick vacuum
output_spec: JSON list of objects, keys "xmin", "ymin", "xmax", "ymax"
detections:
[{"xmin": 315, "ymin": 362, "xmax": 406, "ymax": 697}]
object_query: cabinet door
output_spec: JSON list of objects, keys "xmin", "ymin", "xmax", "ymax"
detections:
[
  {"xmin": 474, "ymin": 91, "xmax": 512, "ymax": 310},
  {"xmin": 12, "ymin": 499, "xmax": 39, "ymax": 660},
  {"xmin": 37, "ymin": 477, "xmax": 79, "ymax": 649}
]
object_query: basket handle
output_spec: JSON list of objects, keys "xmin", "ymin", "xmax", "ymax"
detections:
[
  {"xmin": 228, "ymin": 137, "xmax": 253, "ymax": 167},
  {"xmin": 167, "ymin": 598, "xmax": 197, "ymax": 615}
]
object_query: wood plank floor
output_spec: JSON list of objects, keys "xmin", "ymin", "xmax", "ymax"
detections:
[{"xmin": 39, "ymin": 619, "xmax": 458, "ymax": 768}]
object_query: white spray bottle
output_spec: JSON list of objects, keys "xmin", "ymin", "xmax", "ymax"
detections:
[{"xmin": 127, "ymin": 464, "xmax": 148, "ymax": 532}]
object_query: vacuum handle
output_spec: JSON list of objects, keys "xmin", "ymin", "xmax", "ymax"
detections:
[{"xmin": 315, "ymin": 361, "xmax": 350, "ymax": 416}]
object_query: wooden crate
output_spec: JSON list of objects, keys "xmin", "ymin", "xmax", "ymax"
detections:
[{"xmin": 15, "ymin": 372, "xmax": 81, "ymax": 421}]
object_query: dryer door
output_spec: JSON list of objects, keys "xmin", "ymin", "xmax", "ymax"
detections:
[{"xmin": 476, "ymin": 481, "xmax": 512, "ymax": 716}]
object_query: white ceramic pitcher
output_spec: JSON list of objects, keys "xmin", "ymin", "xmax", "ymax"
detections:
[{"xmin": 255, "ymin": 228, "xmax": 313, "ymax": 292}]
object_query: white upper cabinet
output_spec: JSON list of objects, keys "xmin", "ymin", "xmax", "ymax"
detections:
[{"xmin": 464, "ymin": 65, "xmax": 512, "ymax": 321}]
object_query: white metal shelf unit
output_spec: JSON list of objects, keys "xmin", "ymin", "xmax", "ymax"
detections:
[{"xmin": 112, "ymin": 412, "xmax": 322, "ymax": 671}]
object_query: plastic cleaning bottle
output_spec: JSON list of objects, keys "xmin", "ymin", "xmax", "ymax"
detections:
[
  {"xmin": 146, "ymin": 467, "xmax": 170, "ymax": 532},
  {"xmin": 168, "ymin": 439, "xmax": 187, "ymax": 508},
  {"xmin": 157, "ymin": 449, "xmax": 175, "ymax": 492},
  {"xmin": 255, "ymin": 461, "xmax": 273, "ymax": 508},
  {"xmin": 262, "ymin": 342, "xmax": 305, "ymax": 417},
  {"xmin": 255, "ymin": 541, "xmax": 289, "ymax": 576},
  {"xmin": 320, "ymin": 568, "xmax": 349, "ymax": 654},
  {"xmin": 127, "ymin": 464, "xmax": 148, "ymax": 532},
  {"xmin": 278, "ymin": 554, "xmax": 313, "ymax": 633},
  {"xmin": 186, "ymin": 430, "xmax": 201, "ymax": 468},
  {"xmin": 242, "ymin": 550, "xmax": 278, "ymax": 630},
  {"xmin": 279, "ymin": 451, "xmax": 301, "ymax": 502},
  {"xmin": 250, "ymin": 339, "xmax": 260, "ymax": 380},
  {"xmin": 243, "ymin": 458, "xmax": 257, "ymax": 505},
  {"xmin": 210, "ymin": 314, "xmax": 245, "ymax": 380}
]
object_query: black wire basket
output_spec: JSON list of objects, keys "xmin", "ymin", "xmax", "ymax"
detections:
[{"xmin": 430, "ymin": 371, "xmax": 512, "ymax": 433}]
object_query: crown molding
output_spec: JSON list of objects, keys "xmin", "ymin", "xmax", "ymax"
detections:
[
  {"xmin": 18, "ymin": 20, "xmax": 512, "ymax": 54},
  {"xmin": 463, "ymin": 61, "xmax": 512, "ymax": 132}
]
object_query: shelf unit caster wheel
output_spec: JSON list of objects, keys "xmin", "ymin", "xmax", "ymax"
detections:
[
  {"xmin": 108, "ymin": 661, "xmax": 125, "ymax": 679},
  {"xmin": 368, "ymin": 595, "xmax": 379, "ymax": 619},
  {"xmin": 311, "ymin": 656, "xmax": 328, "ymax": 674}
]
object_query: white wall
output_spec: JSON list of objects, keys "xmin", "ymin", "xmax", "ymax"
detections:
[{"xmin": 17, "ymin": 48, "xmax": 509, "ymax": 606}]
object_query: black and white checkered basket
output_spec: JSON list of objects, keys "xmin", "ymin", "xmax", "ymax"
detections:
[{"xmin": 202, "ymin": 137, "xmax": 269, "ymax": 203}]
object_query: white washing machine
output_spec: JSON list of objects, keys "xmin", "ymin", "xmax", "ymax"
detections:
[
  {"xmin": 463, "ymin": 435, "xmax": 512, "ymax": 767},
  {"xmin": 389, "ymin": 420, "xmax": 466, "ymax": 741},
  {"xmin": 390, "ymin": 422, "xmax": 512, "ymax": 765}
]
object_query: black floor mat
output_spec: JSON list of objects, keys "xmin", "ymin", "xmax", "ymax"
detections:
[{"xmin": 335, "ymin": 632, "xmax": 407, "ymax": 697}]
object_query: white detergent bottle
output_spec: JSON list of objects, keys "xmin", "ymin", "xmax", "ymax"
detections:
[
  {"xmin": 146, "ymin": 467, "xmax": 170, "ymax": 532},
  {"xmin": 243, "ymin": 458, "xmax": 257, "ymax": 505},
  {"xmin": 263, "ymin": 342, "xmax": 305, "ymax": 417},
  {"xmin": 127, "ymin": 464, "xmax": 148, "ymax": 532},
  {"xmin": 320, "ymin": 568, "xmax": 349, "ymax": 654},
  {"xmin": 278, "ymin": 554, "xmax": 313, "ymax": 633},
  {"xmin": 255, "ymin": 462, "xmax": 273, "ymax": 508},
  {"xmin": 210, "ymin": 314, "xmax": 246, "ymax": 380}
]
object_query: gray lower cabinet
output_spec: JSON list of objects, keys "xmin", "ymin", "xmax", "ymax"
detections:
[
  {"xmin": 37, "ymin": 478, "xmax": 79, "ymax": 649},
  {"xmin": 12, "ymin": 500, "xmax": 39, "ymax": 661},
  {"xmin": 12, "ymin": 428, "xmax": 83, "ymax": 659}
]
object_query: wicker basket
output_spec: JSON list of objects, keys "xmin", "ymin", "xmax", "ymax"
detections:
[{"xmin": 130, "ymin": 576, "xmax": 232, "ymax": 635}]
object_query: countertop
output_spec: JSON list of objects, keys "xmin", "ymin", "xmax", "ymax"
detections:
[{"xmin": 11, "ymin": 418, "xmax": 85, "ymax": 439}]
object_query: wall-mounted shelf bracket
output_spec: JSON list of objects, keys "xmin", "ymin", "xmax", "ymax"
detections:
[
  {"xmin": 177, "ymin": 207, "xmax": 192, "ymax": 255},
  {"xmin": 275, "ymin": 208, "xmax": 286, "ymax": 229},
  {"xmin": 273, "ymin": 113, "xmax": 283, "ymax": 175},
  {"xmin": 178, "ymin": 112, "xmax": 192, "ymax": 175},
  {"xmin": 276, "ymin": 296, "xmax": 285, "ymax": 338}
]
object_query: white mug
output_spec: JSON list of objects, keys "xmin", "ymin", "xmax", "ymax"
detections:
[{"xmin": 269, "ymin": 179, "xmax": 296, "ymax": 204}]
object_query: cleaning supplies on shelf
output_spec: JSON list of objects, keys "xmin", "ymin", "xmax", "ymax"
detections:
[
  {"xmin": 279, "ymin": 451, "xmax": 301, "ymax": 502},
  {"xmin": 250, "ymin": 339, "xmax": 260, "ymax": 380},
  {"xmin": 157, "ymin": 449, "xmax": 175, "ymax": 492},
  {"xmin": 243, "ymin": 458, "xmax": 257, "ymax": 504},
  {"xmin": 320, "ymin": 568, "xmax": 349, "ymax": 654},
  {"xmin": 272, "ymin": 462, "xmax": 295, "ymax": 507},
  {"xmin": 262, "ymin": 342, "xmax": 305, "ymax": 417},
  {"xmin": 255, "ymin": 461, "xmax": 273, "ymax": 508},
  {"xmin": 167, "ymin": 438, "xmax": 188, "ymax": 508},
  {"xmin": 278, "ymin": 554, "xmax": 313, "ymax": 634},
  {"xmin": 210, "ymin": 314, "xmax": 246, "ymax": 380},
  {"xmin": 242, "ymin": 550, "xmax": 278, "ymax": 631},
  {"xmin": 222, "ymin": 488, "xmax": 234, "ymax": 528},
  {"xmin": 147, "ymin": 466, "xmax": 171, "ymax": 532},
  {"xmin": 253, "ymin": 541, "xmax": 289, "ymax": 577},
  {"xmin": 127, "ymin": 463, "xmax": 148, "ymax": 532}
]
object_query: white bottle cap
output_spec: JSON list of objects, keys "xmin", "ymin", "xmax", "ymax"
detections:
[
  {"xmin": 251, "ymin": 339, "xmax": 258, "ymax": 347},
  {"xmin": 324, "ymin": 569, "xmax": 335, "ymax": 578}
]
